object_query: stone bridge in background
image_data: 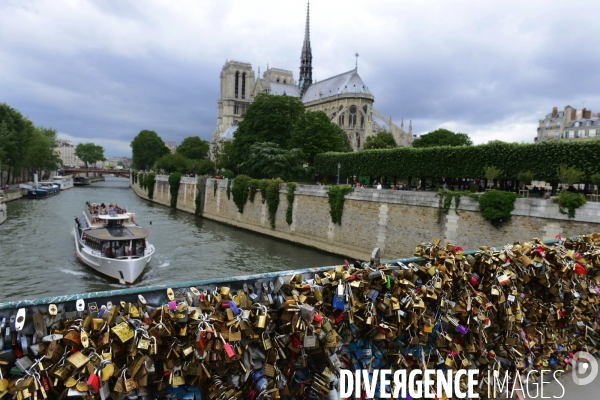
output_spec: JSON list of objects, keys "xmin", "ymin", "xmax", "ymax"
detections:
[{"xmin": 63, "ymin": 168, "xmax": 130, "ymax": 178}]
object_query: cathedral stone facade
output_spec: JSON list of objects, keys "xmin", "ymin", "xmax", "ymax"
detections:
[{"xmin": 211, "ymin": 2, "xmax": 413, "ymax": 152}]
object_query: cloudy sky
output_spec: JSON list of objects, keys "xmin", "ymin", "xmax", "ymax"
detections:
[{"xmin": 1, "ymin": 0, "xmax": 599, "ymax": 157}]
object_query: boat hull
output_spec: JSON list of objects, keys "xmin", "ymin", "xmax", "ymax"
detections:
[
  {"xmin": 28, "ymin": 187, "xmax": 60, "ymax": 198},
  {"xmin": 73, "ymin": 177, "xmax": 91, "ymax": 186},
  {"xmin": 73, "ymin": 228, "xmax": 154, "ymax": 284}
]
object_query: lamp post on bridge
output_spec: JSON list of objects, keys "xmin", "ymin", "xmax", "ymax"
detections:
[{"xmin": 337, "ymin": 163, "xmax": 341, "ymax": 185}]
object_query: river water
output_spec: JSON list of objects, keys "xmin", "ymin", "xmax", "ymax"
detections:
[{"xmin": 0, "ymin": 177, "xmax": 342, "ymax": 303}]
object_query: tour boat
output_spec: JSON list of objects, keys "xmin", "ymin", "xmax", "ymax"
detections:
[
  {"xmin": 0, "ymin": 195, "xmax": 6, "ymax": 225},
  {"xmin": 73, "ymin": 203, "xmax": 155, "ymax": 284},
  {"xmin": 53, "ymin": 175, "xmax": 74, "ymax": 190},
  {"xmin": 73, "ymin": 177, "xmax": 91, "ymax": 186}
]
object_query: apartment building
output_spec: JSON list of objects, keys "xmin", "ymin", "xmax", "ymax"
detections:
[{"xmin": 536, "ymin": 105, "xmax": 600, "ymax": 141}]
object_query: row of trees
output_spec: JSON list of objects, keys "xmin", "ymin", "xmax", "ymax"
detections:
[
  {"xmin": 0, "ymin": 103, "xmax": 62, "ymax": 184},
  {"xmin": 361, "ymin": 128, "xmax": 473, "ymax": 150},
  {"xmin": 315, "ymin": 139, "xmax": 600, "ymax": 193},
  {"xmin": 130, "ymin": 130, "xmax": 214, "ymax": 175}
]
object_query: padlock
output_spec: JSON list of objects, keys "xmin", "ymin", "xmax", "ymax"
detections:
[
  {"xmin": 303, "ymin": 326, "xmax": 317, "ymax": 348},
  {"xmin": 332, "ymin": 281, "xmax": 345, "ymax": 310},
  {"xmin": 220, "ymin": 333, "xmax": 236, "ymax": 359}
]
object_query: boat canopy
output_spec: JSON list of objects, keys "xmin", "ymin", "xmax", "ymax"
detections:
[
  {"xmin": 86, "ymin": 227, "xmax": 148, "ymax": 240},
  {"xmin": 97, "ymin": 214, "xmax": 130, "ymax": 220}
]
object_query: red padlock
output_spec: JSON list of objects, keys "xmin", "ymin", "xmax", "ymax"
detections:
[
  {"xmin": 220, "ymin": 334, "xmax": 236, "ymax": 359},
  {"xmin": 247, "ymin": 389, "xmax": 258, "ymax": 400},
  {"xmin": 335, "ymin": 312, "xmax": 345, "ymax": 324},
  {"xmin": 86, "ymin": 373, "xmax": 100, "ymax": 393},
  {"xmin": 313, "ymin": 313, "xmax": 323, "ymax": 323},
  {"xmin": 291, "ymin": 334, "xmax": 303, "ymax": 349}
]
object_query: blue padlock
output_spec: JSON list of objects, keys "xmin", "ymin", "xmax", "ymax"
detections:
[
  {"xmin": 228, "ymin": 301, "xmax": 240, "ymax": 316},
  {"xmin": 252, "ymin": 370, "xmax": 265, "ymax": 382},
  {"xmin": 367, "ymin": 289, "xmax": 379, "ymax": 302},
  {"xmin": 332, "ymin": 283, "xmax": 345, "ymax": 311}
]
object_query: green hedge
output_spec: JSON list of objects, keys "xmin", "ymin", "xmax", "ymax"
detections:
[
  {"xmin": 145, "ymin": 173, "xmax": 156, "ymax": 199},
  {"xmin": 286, "ymin": 182, "xmax": 297, "ymax": 225},
  {"xmin": 168, "ymin": 172, "xmax": 182, "ymax": 208},
  {"xmin": 232, "ymin": 175, "xmax": 252, "ymax": 213},
  {"xmin": 478, "ymin": 190, "xmax": 519, "ymax": 227},
  {"xmin": 553, "ymin": 191, "xmax": 586, "ymax": 219},
  {"xmin": 315, "ymin": 140, "xmax": 600, "ymax": 182},
  {"xmin": 327, "ymin": 185, "xmax": 354, "ymax": 225}
]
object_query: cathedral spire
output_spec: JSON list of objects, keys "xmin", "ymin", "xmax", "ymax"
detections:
[{"xmin": 299, "ymin": 1, "xmax": 312, "ymax": 96}]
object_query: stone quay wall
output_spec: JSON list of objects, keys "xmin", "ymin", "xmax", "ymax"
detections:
[
  {"xmin": 132, "ymin": 177, "xmax": 600, "ymax": 261},
  {"xmin": 131, "ymin": 176, "xmax": 197, "ymax": 215},
  {"xmin": 0, "ymin": 188, "xmax": 28, "ymax": 202}
]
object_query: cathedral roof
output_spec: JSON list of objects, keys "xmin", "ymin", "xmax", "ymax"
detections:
[
  {"xmin": 302, "ymin": 69, "xmax": 372, "ymax": 103},
  {"xmin": 269, "ymin": 82, "xmax": 300, "ymax": 97},
  {"xmin": 221, "ymin": 124, "xmax": 237, "ymax": 140}
]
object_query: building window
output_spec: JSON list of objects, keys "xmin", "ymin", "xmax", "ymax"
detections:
[
  {"xmin": 545, "ymin": 122, "xmax": 550, "ymax": 128},
  {"xmin": 554, "ymin": 131, "xmax": 559, "ymax": 138},
  {"xmin": 565, "ymin": 132, "xmax": 569, "ymax": 138},
  {"xmin": 556, "ymin": 121, "xmax": 561, "ymax": 127},
  {"xmin": 242, "ymin": 72, "xmax": 246, "ymax": 99},
  {"xmin": 338, "ymin": 112, "xmax": 345, "ymax": 127},
  {"xmin": 235, "ymin": 71, "xmax": 239, "ymax": 99},
  {"xmin": 543, "ymin": 131, "xmax": 548, "ymax": 138},
  {"xmin": 585, "ymin": 130, "xmax": 589, "ymax": 137},
  {"xmin": 587, "ymin": 121, "xmax": 593, "ymax": 126},
  {"xmin": 596, "ymin": 130, "xmax": 600, "ymax": 136},
  {"xmin": 349, "ymin": 105, "xmax": 357, "ymax": 127},
  {"xmin": 574, "ymin": 131, "xmax": 579, "ymax": 138},
  {"xmin": 574, "ymin": 121, "xmax": 581, "ymax": 127},
  {"xmin": 356, "ymin": 135, "xmax": 360, "ymax": 149},
  {"xmin": 361, "ymin": 115, "xmax": 365, "ymax": 129},
  {"xmin": 234, "ymin": 103, "xmax": 247, "ymax": 116}
]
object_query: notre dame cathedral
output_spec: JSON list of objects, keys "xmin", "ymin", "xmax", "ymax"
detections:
[{"xmin": 211, "ymin": 2, "xmax": 413, "ymax": 152}]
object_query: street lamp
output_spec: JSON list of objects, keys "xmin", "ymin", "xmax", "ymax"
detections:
[{"xmin": 337, "ymin": 163, "xmax": 341, "ymax": 185}]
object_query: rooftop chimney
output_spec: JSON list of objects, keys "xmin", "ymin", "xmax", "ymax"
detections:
[{"xmin": 552, "ymin": 107, "xmax": 558, "ymax": 118}]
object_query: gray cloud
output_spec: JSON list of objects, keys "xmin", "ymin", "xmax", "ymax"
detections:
[{"xmin": 1, "ymin": 0, "xmax": 599, "ymax": 155}]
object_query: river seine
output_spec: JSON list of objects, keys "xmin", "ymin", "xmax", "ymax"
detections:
[{"xmin": 0, "ymin": 176, "xmax": 342, "ymax": 303}]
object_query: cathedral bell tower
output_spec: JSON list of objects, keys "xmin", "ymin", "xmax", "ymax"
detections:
[{"xmin": 299, "ymin": 1, "xmax": 312, "ymax": 97}]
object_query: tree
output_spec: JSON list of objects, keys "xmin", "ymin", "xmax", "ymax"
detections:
[
  {"xmin": 26, "ymin": 127, "xmax": 61, "ymax": 173},
  {"xmin": 412, "ymin": 128, "xmax": 473, "ymax": 148},
  {"xmin": 557, "ymin": 165, "xmax": 584, "ymax": 187},
  {"xmin": 75, "ymin": 143, "xmax": 106, "ymax": 169},
  {"xmin": 232, "ymin": 94, "xmax": 305, "ymax": 164},
  {"xmin": 194, "ymin": 159, "xmax": 216, "ymax": 176},
  {"xmin": 176, "ymin": 136, "xmax": 210, "ymax": 160},
  {"xmin": 155, "ymin": 153, "xmax": 189, "ymax": 174},
  {"xmin": 240, "ymin": 142, "xmax": 305, "ymax": 180},
  {"xmin": 0, "ymin": 103, "xmax": 35, "ymax": 184},
  {"xmin": 213, "ymin": 141, "xmax": 236, "ymax": 172},
  {"xmin": 130, "ymin": 130, "xmax": 170, "ymax": 170},
  {"xmin": 288, "ymin": 111, "xmax": 352, "ymax": 166},
  {"xmin": 363, "ymin": 131, "xmax": 397, "ymax": 150}
]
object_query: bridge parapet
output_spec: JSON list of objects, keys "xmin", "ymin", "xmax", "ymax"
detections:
[{"xmin": 63, "ymin": 168, "xmax": 130, "ymax": 178}]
